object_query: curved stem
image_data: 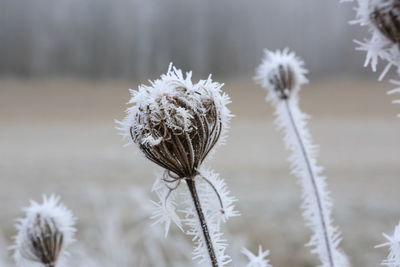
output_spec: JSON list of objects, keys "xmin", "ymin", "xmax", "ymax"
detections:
[
  {"xmin": 284, "ymin": 99, "xmax": 335, "ymax": 267},
  {"xmin": 199, "ymin": 174, "xmax": 224, "ymax": 212},
  {"xmin": 186, "ymin": 178, "xmax": 219, "ymax": 267}
]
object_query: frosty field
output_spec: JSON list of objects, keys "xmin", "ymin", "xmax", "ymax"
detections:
[{"xmin": 0, "ymin": 78, "xmax": 399, "ymax": 266}]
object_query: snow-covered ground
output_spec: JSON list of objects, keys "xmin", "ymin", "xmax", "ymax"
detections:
[{"xmin": 0, "ymin": 78, "xmax": 399, "ymax": 266}]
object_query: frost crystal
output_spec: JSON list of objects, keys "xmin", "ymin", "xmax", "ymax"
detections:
[
  {"xmin": 388, "ymin": 79, "xmax": 400, "ymax": 117},
  {"xmin": 376, "ymin": 222, "xmax": 400, "ymax": 267},
  {"xmin": 241, "ymin": 246, "xmax": 272, "ymax": 267},
  {"xmin": 13, "ymin": 195, "xmax": 76, "ymax": 267},
  {"xmin": 150, "ymin": 168, "xmax": 239, "ymax": 266},
  {"xmin": 255, "ymin": 49, "xmax": 349, "ymax": 267},
  {"xmin": 347, "ymin": 0, "xmax": 400, "ymax": 79},
  {"xmin": 150, "ymin": 172, "xmax": 183, "ymax": 236}
]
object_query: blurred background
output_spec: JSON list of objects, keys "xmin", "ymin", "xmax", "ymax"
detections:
[{"xmin": 0, "ymin": 0, "xmax": 399, "ymax": 266}]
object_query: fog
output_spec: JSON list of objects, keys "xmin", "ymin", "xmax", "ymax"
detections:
[{"xmin": 0, "ymin": 0, "xmax": 366, "ymax": 79}]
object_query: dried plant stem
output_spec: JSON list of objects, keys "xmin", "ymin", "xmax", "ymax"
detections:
[
  {"xmin": 186, "ymin": 178, "xmax": 218, "ymax": 267},
  {"xmin": 284, "ymin": 99, "xmax": 335, "ymax": 267}
]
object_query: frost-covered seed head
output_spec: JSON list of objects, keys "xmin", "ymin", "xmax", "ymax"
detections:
[
  {"xmin": 347, "ymin": 0, "xmax": 400, "ymax": 79},
  {"xmin": 255, "ymin": 49, "xmax": 308, "ymax": 102},
  {"xmin": 117, "ymin": 64, "xmax": 232, "ymax": 179},
  {"xmin": 268, "ymin": 64, "xmax": 296, "ymax": 99},
  {"xmin": 370, "ymin": 0, "xmax": 400, "ymax": 44},
  {"xmin": 20, "ymin": 215, "xmax": 63, "ymax": 266},
  {"xmin": 14, "ymin": 195, "xmax": 76, "ymax": 267}
]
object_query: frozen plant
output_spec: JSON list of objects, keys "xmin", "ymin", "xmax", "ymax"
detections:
[
  {"xmin": 255, "ymin": 49, "xmax": 349, "ymax": 267},
  {"xmin": 344, "ymin": 0, "xmax": 400, "ymax": 118},
  {"xmin": 117, "ymin": 63, "xmax": 238, "ymax": 267},
  {"xmin": 376, "ymin": 222, "xmax": 400, "ymax": 267},
  {"xmin": 13, "ymin": 195, "xmax": 76, "ymax": 267},
  {"xmin": 347, "ymin": 0, "xmax": 400, "ymax": 80}
]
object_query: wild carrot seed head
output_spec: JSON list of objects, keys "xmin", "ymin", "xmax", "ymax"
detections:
[
  {"xmin": 13, "ymin": 195, "xmax": 76, "ymax": 267},
  {"xmin": 369, "ymin": 0, "xmax": 400, "ymax": 44},
  {"xmin": 117, "ymin": 63, "xmax": 232, "ymax": 178},
  {"xmin": 255, "ymin": 48, "xmax": 308, "ymax": 102},
  {"xmin": 19, "ymin": 214, "xmax": 63, "ymax": 266},
  {"xmin": 347, "ymin": 0, "xmax": 400, "ymax": 79}
]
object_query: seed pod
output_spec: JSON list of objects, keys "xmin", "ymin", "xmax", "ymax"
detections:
[
  {"xmin": 118, "ymin": 64, "xmax": 231, "ymax": 178},
  {"xmin": 14, "ymin": 195, "xmax": 76, "ymax": 267},
  {"xmin": 132, "ymin": 87, "xmax": 221, "ymax": 178},
  {"xmin": 268, "ymin": 64, "xmax": 296, "ymax": 100},
  {"xmin": 20, "ymin": 214, "xmax": 63, "ymax": 267},
  {"xmin": 370, "ymin": 1, "xmax": 400, "ymax": 44},
  {"xmin": 255, "ymin": 49, "xmax": 308, "ymax": 102}
]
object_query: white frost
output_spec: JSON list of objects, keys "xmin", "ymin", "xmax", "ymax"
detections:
[
  {"xmin": 151, "ymin": 168, "xmax": 239, "ymax": 266},
  {"xmin": 346, "ymin": 0, "xmax": 400, "ymax": 79},
  {"xmin": 241, "ymin": 246, "xmax": 272, "ymax": 267},
  {"xmin": 376, "ymin": 222, "xmax": 400, "ymax": 267}
]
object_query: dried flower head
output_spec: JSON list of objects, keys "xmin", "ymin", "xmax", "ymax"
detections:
[
  {"xmin": 14, "ymin": 195, "xmax": 76, "ymax": 267},
  {"xmin": 370, "ymin": 0, "xmax": 400, "ymax": 44},
  {"xmin": 254, "ymin": 49, "xmax": 308, "ymax": 102},
  {"xmin": 117, "ymin": 63, "xmax": 232, "ymax": 179},
  {"xmin": 348, "ymin": 0, "xmax": 400, "ymax": 79}
]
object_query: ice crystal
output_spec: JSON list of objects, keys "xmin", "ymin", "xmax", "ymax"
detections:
[
  {"xmin": 150, "ymin": 168, "xmax": 239, "ymax": 266},
  {"xmin": 151, "ymin": 172, "xmax": 183, "ymax": 236},
  {"xmin": 376, "ymin": 222, "xmax": 400, "ymax": 267},
  {"xmin": 241, "ymin": 246, "xmax": 272, "ymax": 267},
  {"xmin": 388, "ymin": 79, "xmax": 400, "ymax": 117}
]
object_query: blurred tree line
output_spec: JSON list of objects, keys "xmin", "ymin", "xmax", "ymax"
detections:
[{"xmin": 0, "ymin": 0, "xmax": 365, "ymax": 79}]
